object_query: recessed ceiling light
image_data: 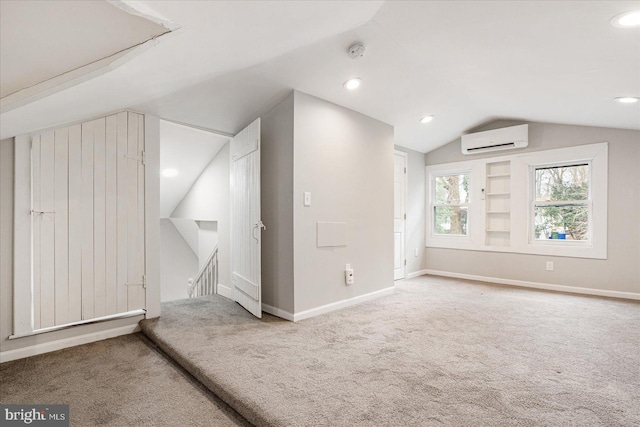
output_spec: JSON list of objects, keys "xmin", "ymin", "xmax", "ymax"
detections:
[
  {"xmin": 344, "ymin": 78, "xmax": 362, "ymax": 90},
  {"xmin": 615, "ymin": 97, "xmax": 639, "ymax": 104},
  {"xmin": 420, "ymin": 115, "xmax": 434, "ymax": 124},
  {"xmin": 611, "ymin": 10, "xmax": 640, "ymax": 28},
  {"xmin": 162, "ymin": 168, "xmax": 179, "ymax": 177}
]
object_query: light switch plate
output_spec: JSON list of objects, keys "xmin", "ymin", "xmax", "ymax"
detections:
[{"xmin": 304, "ymin": 192, "xmax": 311, "ymax": 207}]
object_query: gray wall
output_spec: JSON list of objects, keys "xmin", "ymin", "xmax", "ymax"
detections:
[
  {"xmin": 424, "ymin": 121, "xmax": 640, "ymax": 294},
  {"xmin": 172, "ymin": 143, "xmax": 230, "ymax": 288},
  {"xmin": 1, "ymin": 138, "xmax": 14, "ymax": 351},
  {"xmin": 394, "ymin": 145, "xmax": 428, "ymax": 276},
  {"xmin": 293, "ymin": 91, "xmax": 394, "ymax": 312},
  {"xmin": 160, "ymin": 219, "xmax": 198, "ymax": 302},
  {"xmin": 261, "ymin": 93, "xmax": 295, "ymax": 313}
]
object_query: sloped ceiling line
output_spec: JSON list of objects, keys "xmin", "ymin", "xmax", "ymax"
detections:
[
  {"xmin": 0, "ymin": 0, "xmax": 176, "ymax": 114},
  {"xmin": 1, "ymin": 30, "xmax": 175, "ymax": 114}
]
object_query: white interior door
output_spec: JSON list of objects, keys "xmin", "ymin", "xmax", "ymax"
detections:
[
  {"xmin": 30, "ymin": 112, "xmax": 145, "ymax": 330},
  {"xmin": 230, "ymin": 118, "xmax": 262, "ymax": 318},
  {"xmin": 394, "ymin": 151, "xmax": 407, "ymax": 280}
]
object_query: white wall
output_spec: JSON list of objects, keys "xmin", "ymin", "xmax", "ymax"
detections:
[
  {"xmin": 168, "ymin": 218, "xmax": 199, "ymax": 256},
  {"xmin": 144, "ymin": 114, "xmax": 161, "ymax": 318},
  {"xmin": 292, "ymin": 91, "xmax": 394, "ymax": 312},
  {"xmin": 261, "ymin": 93, "xmax": 295, "ymax": 313},
  {"xmin": 261, "ymin": 91, "xmax": 395, "ymax": 316},
  {"xmin": 172, "ymin": 143, "xmax": 230, "ymax": 288},
  {"xmin": 160, "ymin": 219, "xmax": 198, "ymax": 302},
  {"xmin": 394, "ymin": 146, "xmax": 427, "ymax": 277},
  {"xmin": 197, "ymin": 221, "xmax": 218, "ymax": 269},
  {"xmin": 424, "ymin": 120, "xmax": 640, "ymax": 295}
]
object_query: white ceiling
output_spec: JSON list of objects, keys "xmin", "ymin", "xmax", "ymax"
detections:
[
  {"xmin": 160, "ymin": 120, "xmax": 228, "ymax": 218},
  {"xmin": 0, "ymin": 0, "xmax": 168, "ymax": 98},
  {"xmin": 1, "ymin": 1, "xmax": 639, "ymax": 153}
]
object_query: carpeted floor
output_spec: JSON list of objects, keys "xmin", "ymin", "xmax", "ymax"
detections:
[
  {"xmin": 140, "ymin": 275, "xmax": 640, "ymax": 427},
  {"xmin": 0, "ymin": 333, "xmax": 250, "ymax": 426}
]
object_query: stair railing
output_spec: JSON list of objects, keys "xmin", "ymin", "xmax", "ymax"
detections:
[{"xmin": 187, "ymin": 245, "xmax": 219, "ymax": 298}]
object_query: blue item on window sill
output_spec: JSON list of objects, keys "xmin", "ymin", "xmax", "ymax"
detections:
[{"xmin": 548, "ymin": 233, "xmax": 567, "ymax": 240}]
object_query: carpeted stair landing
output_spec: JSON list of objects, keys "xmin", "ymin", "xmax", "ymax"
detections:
[{"xmin": 139, "ymin": 277, "xmax": 640, "ymax": 427}]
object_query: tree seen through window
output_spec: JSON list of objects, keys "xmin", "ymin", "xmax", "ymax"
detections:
[
  {"xmin": 434, "ymin": 173, "xmax": 469, "ymax": 235},
  {"xmin": 534, "ymin": 164, "xmax": 589, "ymax": 241}
]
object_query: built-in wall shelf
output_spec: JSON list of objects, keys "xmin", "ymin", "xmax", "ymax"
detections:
[{"xmin": 485, "ymin": 160, "xmax": 511, "ymax": 247}]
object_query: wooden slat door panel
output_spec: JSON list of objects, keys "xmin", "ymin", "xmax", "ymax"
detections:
[
  {"xmin": 81, "ymin": 120, "xmax": 95, "ymax": 320},
  {"xmin": 54, "ymin": 127, "xmax": 69, "ymax": 326},
  {"xmin": 105, "ymin": 115, "xmax": 118, "ymax": 316},
  {"xmin": 31, "ymin": 112, "xmax": 145, "ymax": 329},
  {"xmin": 128, "ymin": 112, "xmax": 146, "ymax": 311},
  {"xmin": 116, "ymin": 111, "xmax": 129, "ymax": 314},
  {"xmin": 230, "ymin": 118, "xmax": 262, "ymax": 318},
  {"xmin": 32, "ymin": 134, "xmax": 41, "ymax": 330},
  {"xmin": 39, "ymin": 131, "xmax": 55, "ymax": 328},
  {"xmin": 94, "ymin": 118, "xmax": 107, "ymax": 318},
  {"xmin": 67, "ymin": 124, "xmax": 82, "ymax": 323}
]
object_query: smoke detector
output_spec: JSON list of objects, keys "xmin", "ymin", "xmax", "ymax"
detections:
[{"xmin": 347, "ymin": 43, "xmax": 366, "ymax": 59}]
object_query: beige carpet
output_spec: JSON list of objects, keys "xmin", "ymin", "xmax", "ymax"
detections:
[
  {"xmin": 140, "ymin": 275, "xmax": 640, "ymax": 427},
  {"xmin": 0, "ymin": 333, "xmax": 250, "ymax": 426}
]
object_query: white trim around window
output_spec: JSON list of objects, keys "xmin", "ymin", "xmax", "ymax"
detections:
[
  {"xmin": 425, "ymin": 160, "xmax": 481, "ymax": 251},
  {"xmin": 511, "ymin": 142, "xmax": 608, "ymax": 259},
  {"xmin": 426, "ymin": 142, "xmax": 608, "ymax": 259}
]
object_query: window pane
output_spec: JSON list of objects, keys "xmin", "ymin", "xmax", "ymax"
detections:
[
  {"xmin": 534, "ymin": 204, "xmax": 589, "ymax": 240},
  {"xmin": 435, "ymin": 174, "xmax": 469, "ymax": 204},
  {"xmin": 434, "ymin": 206, "xmax": 468, "ymax": 235},
  {"xmin": 535, "ymin": 164, "xmax": 589, "ymax": 202}
]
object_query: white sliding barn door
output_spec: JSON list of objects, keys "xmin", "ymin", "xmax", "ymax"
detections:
[
  {"xmin": 394, "ymin": 151, "xmax": 407, "ymax": 280},
  {"xmin": 31, "ymin": 112, "xmax": 145, "ymax": 330},
  {"xmin": 230, "ymin": 118, "xmax": 263, "ymax": 318}
]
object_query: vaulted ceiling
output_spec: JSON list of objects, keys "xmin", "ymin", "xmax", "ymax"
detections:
[
  {"xmin": 159, "ymin": 120, "xmax": 228, "ymax": 218},
  {"xmin": 1, "ymin": 1, "xmax": 638, "ymax": 153}
]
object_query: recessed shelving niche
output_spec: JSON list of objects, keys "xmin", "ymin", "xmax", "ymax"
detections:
[{"xmin": 485, "ymin": 160, "xmax": 511, "ymax": 246}]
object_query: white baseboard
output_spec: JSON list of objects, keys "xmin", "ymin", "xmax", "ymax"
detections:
[
  {"xmin": 262, "ymin": 303, "xmax": 294, "ymax": 321},
  {"xmin": 422, "ymin": 269, "xmax": 640, "ymax": 301},
  {"xmin": 217, "ymin": 283, "xmax": 233, "ymax": 299},
  {"xmin": 292, "ymin": 286, "xmax": 396, "ymax": 322},
  {"xmin": 0, "ymin": 324, "xmax": 140, "ymax": 363},
  {"xmin": 407, "ymin": 269, "xmax": 430, "ymax": 279},
  {"xmin": 264, "ymin": 287, "xmax": 397, "ymax": 322}
]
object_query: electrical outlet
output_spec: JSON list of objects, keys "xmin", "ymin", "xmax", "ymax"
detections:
[
  {"xmin": 345, "ymin": 264, "xmax": 354, "ymax": 285},
  {"xmin": 546, "ymin": 261, "xmax": 554, "ymax": 271}
]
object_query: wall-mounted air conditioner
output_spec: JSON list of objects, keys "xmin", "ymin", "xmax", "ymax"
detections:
[{"xmin": 461, "ymin": 124, "xmax": 528, "ymax": 155}]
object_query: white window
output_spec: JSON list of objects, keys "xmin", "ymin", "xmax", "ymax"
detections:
[
  {"xmin": 426, "ymin": 142, "xmax": 607, "ymax": 259},
  {"xmin": 426, "ymin": 162, "xmax": 478, "ymax": 251},
  {"xmin": 516, "ymin": 142, "xmax": 607, "ymax": 259},
  {"xmin": 433, "ymin": 173, "xmax": 470, "ymax": 236},
  {"xmin": 531, "ymin": 163, "xmax": 591, "ymax": 243}
]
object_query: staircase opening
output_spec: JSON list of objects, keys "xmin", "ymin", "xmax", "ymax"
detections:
[{"xmin": 159, "ymin": 120, "xmax": 230, "ymax": 302}]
